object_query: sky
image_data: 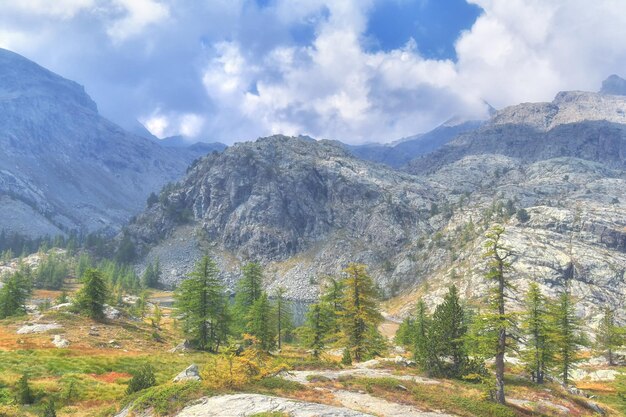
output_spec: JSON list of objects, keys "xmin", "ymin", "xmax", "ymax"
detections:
[{"xmin": 1, "ymin": 0, "xmax": 626, "ymax": 144}]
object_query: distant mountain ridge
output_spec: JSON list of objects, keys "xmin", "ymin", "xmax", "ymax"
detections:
[{"xmin": 0, "ymin": 48, "xmax": 194, "ymax": 237}]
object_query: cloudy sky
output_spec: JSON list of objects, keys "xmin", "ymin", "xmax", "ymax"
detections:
[{"xmin": 2, "ymin": 0, "xmax": 626, "ymax": 144}]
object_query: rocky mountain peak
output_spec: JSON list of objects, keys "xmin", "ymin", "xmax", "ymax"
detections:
[
  {"xmin": 490, "ymin": 90, "xmax": 626, "ymax": 130},
  {"xmin": 0, "ymin": 48, "xmax": 97, "ymax": 113},
  {"xmin": 600, "ymin": 74, "xmax": 626, "ymax": 96}
]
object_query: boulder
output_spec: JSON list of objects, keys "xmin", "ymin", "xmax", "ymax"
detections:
[
  {"xmin": 170, "ymin": 340, "xmax": 193, "ymax": 353},
  {"xmin": 104, "ymin": 305, "xmax": 122, "ymax": 320},
  {"xmin": 173, "ymin": 364, "xmax": 201, "ymax": 382},
  {"xmin": 52, "ymin": 335, "xmax": 70, "ymax": 348}
]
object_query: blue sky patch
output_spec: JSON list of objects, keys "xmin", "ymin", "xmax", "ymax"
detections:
[{"xmin": 365, "ymin": 0, "xmax": 482, "ymax": 60}]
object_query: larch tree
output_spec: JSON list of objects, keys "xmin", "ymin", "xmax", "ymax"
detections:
[
  {"xmin": 76, "ymin": 268, "xmax": 108, "ymax": 321},
  {"xmin": 482, "ymin": 225, "xmax": 514, "ymax": 404},
  {"xmin": 0, "ymin": 270, "xmax": 32, "ymax": 318},
  {"xmin": 520, "ymin": 282, "xmax": 552, "ymax": 384},
  {"xmin": 339, "ymin": 263, "xmax": 383, "ymax": 362},
  {"xmin": 431, "ymin": 285, "xmax": 468, "ymax": 377},
  {"xmin": 301, "ymin": 302, "xmax": 333, "ymax": 358},
  {"xmin": 247, "ymin": 292, "xmax": 276, "ymax": 352},
  {"xmin": 596, "ymin": 307, "xmax": 624, "ymax": 366},
  {"xmin": 273, "ymin": 286, "xmax": 293, "ymax": 350},
  {"xmin": 175, "ymin": 256, "xmax": 230, "ymax": 352},
  {"xmin": 233, "ymin": 262, "xmax": 264, "ymax": 331},
  {"xmin": 549, "ymin": 291, "xmax": 584, "ymax": 385}
]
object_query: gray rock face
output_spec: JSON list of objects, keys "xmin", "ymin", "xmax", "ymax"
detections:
[
  {"xmin": 17, "ymin": 323, "xmax": 62, "ymax": 334},
  {"xmin": 0, "ymin": 48, "xmax": 195, "ymax": 237},
  {"xmin": 128, "ymin": 135, "xmax": 437, "ymax": 299}
]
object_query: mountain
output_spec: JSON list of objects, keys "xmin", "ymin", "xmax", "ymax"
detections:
[
  {"xmin": 343, "ymin": 119, "xmax": 483, "ymax": 168},
  {"xmin": 600, "ymin": 74, "xmax": 626, "ymax": 96},
  {"xmin": 126, "ymin": 87, "xmax": 625, "ymax": 322},
  {"xmin": 126, "ymin": 135, "xmax": 438, "ymax": 299},
  {"xmin": 0, "ymin": 48, "xmax": 192, "ymax": 237}
]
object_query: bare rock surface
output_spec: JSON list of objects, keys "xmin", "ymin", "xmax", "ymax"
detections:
[
  {"xmin": 17, "ymin": 323, "xmax": 62, "ymax": 334},
  {"xmin": 333, "ymin": 390, "xmax": 456, "ymax": 417},
  {"xmin": 174, "ymin": 394, "xmax": 374, "ymax": 417}
]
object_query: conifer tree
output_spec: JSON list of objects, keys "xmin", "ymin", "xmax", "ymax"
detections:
[
  {"xmin": 431, "ymin": 285, "xmax": 468, "ymax": 377},
  {"xmin": 233, "ymin": 262, "xmax": 263, "ymax": 330},
  {"xmin": 0, "ymin": 270, "xmax": 32, "ymax": 318},
  {"xmin": 596, "ymin": 307, "xmax": 624, "ymax": 366},
  {"xmin": 273, "ymin": 287, "xmax": 293, "ymax": 350},
  {"xmin": 16, "ymin": 374, "xmax": 33, "ymax": 405},
  {"xmin": 412, "ymin": 300, "xmax": 434, "ymax": 371},
  {"xmin": 301, "ymin": 302, "xmax": 333, "ymax": 357},
  {"xmin": 247, "ymin": 292, "xmax": 276, "ymax": 352},
  {"xmin": 339, "ymin": 263, "xmax": 383, "ymax": 362},
  {"xmin": 321, "ymin": 276, "xmax": 344, "ymax": 336},
  {"xmin": 76, "ymin": 268, "xmax": 108, "ymax": 320},
  {"xmin": 481, "ymin": 225, "xmax": 514, "ymax": 404},
  {"xmin": 520, "ymin": 283, "xmax": 552, "ymax": 383},
  {"xmin": 549, "ymin": 291, "xmax": 584, "ymax": 385},
  {"xmin": 142, "ymin": 263, "xmax": 155, "ymax": 289},
  {"xmin": 395, "ymin": 316, "xmax": 416, "ymax": 347},
  {"xmin": 175, "ymin": 256, "xmax": 230, "ymax": 352}
]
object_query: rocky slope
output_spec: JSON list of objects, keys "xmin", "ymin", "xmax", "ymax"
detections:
[
  {"xmin": 0, "ymin": 48, "xmax": 194, "ymax": 237},
  {"xmin": 126, "ymin": 85, "xmax": 625, "ymax": 323},
  {"xmin": 127, "ymin": 135, "xmax": 438, "ymax": 299}
]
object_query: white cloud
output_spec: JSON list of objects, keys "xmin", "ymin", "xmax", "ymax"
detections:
[
  {"xmin": 105, "ymin": 0, "xmax": 170, "ymax": 43},
  {"xmin": 4, "ymin": 0, "xmax": 626, "ymax": 143},
  {"xmin": 141, "ymin": 110, "xmax": 205, "ymax": 138},
  {"xmin": 4, "ymin": 0, "xmax": 95, "ymax": 19}
]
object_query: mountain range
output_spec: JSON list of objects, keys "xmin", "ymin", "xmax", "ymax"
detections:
[
  {"xmin": 0, "ymin": 48, "xmax": 624, "ymax": 321},
  {"xmin": 0, "ymin": 48, "xmax": 220, "ymax": 237}
]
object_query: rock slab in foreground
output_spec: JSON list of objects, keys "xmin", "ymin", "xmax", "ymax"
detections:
[{"xmin": 174, "ymin": 394, "xmax": 374, "ymax": 417}]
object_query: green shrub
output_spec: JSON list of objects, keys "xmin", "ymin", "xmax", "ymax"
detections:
[
  {"xmin": 15, "ymin": 374, "xmax": 33, "ymax": 405},
  {"xmin": 126, "ymin": 364, "xmax": 156, "ymax": 394}
]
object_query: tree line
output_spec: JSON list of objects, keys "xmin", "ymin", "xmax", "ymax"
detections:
[{"xmin": 396, "ymin": 225, "xmax": 625, "ymax": 405}]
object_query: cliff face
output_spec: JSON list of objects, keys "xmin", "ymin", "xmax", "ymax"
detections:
[{"xmin": 0, "ymin": 48, "xmax": 192, "ymax": 237}]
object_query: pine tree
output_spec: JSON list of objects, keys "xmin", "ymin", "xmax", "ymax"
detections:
[
  {"xmin": 596, "ymin": 307, "xmax": 624, "ymax": 366},
  {"xmin": 520, "ymin": 283, "xmax": 552, "ymax": 383},
  {"xmin": 175, "ymin": 256, "xmax": 230, "ymax": 352},
  {"xmin": 412, "ymin": 300, "xmax": 434, "ymax": 371},
  {"xmin": 16, "ymin": 374, "xmax": 33, "ymax": 405},
  {"xmin": 273, "ymin": 287, "xmax": 293, "ymax": 350},
  {"xmin": 233, "ymin": 262, "xmax": 263, "ymax": 330},
  {"xmin": 431, "ymin": 285, "xmax": 468, "ymax": 377},
  {"xmin": 395, "ymin": 316, "xmax": 415, "ymax": 347},
  {"xmin": 0, "ymin": 270, "xmax": 32, "ymax": 318},
  {"xmin": 301, "ymin": 302, "xmax": 333, "ymax": 357},
  {"xmin": 76, "ymin": 268, "xmax": 108, "ymax": 320},
  {"xmin": 321, "ymin": 276, "xmax": 344, "ymax": 336},
  {"xmin": 481, "ymin": 225, "xmax": 514, "ymax": 404},
  {"xmin": 549, "ymin": 291, "xmax": 584, "ymax": 385},
  {"xmin": 339, "ymin": 263, "xmax": 383, "ymax": 362},
  {"xmin": 247, "ymin": 292, "xmax": 276, "ymax": 352}
]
